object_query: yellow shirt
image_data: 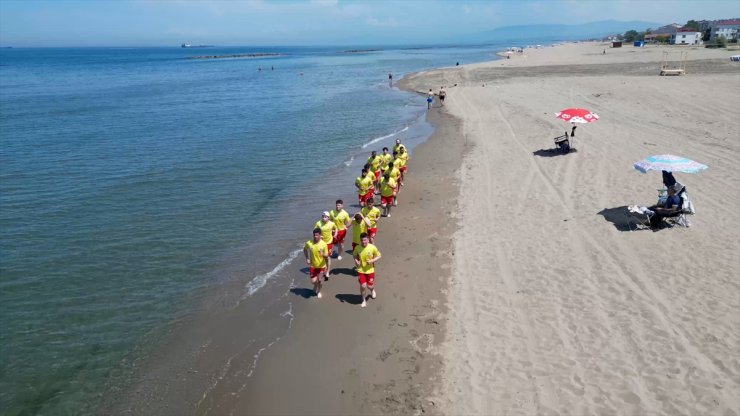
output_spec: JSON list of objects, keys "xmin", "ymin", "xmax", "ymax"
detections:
[
  {"xmin": 330, "ymin": 209, "xmax": 350, "ymax": 231},
  {"xmin": 380, "ymin": 153, "xmax": 392, "ymax": 170},
  {"xmin": 356, "ymin": 175, "xmax": 373, "ymax": 195},
  {"xmin": 397, "ymin": 151, "xmax": 409, "ymax": 166},
  {"xmin": 361, "ymin": 206, "xmax": 381, "ymax": 228},
  {"xmin": 392, "ymin": 158, "xmax": 403, "ymax": 169},
  {"xmin": 365, "ymin": 170, "xmax": 376, "ymax": 183},
  {"xmin": 392, "ymin": 144, "xmax": 406, "ymax": 155},
  {"xmin": 380, "ymin": 176, "xmax": 397, "ymax": 197},
  {"xmin": 353, "ymin": 243, "xmax": 381, "ymax": 274},
  {"xmin": 384, "ymin": 166, "xmax": 401, "ymax": 181},
  {"xmin": 313, "ymin": 220, "xmax": 337, "ymax": 244},
  {"xmin": 367, "ymin": 155, "xmax": 382, "ymax": 172},
  {"xmin": 352, "ymin": 220, "xmax": 368, "ymax": 245},
  {"xmin": 304, "ymin": 239, "xmax": 328, "ymax": 268}
]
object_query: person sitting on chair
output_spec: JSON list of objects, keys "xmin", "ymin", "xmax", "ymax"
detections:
[
  {"xmin": 630, "ymin": 186, "xmax": 681, "ymax": 228},
  {"xmin": 648, "ymin": 186, "xmax": 681, "ymax": 227}
]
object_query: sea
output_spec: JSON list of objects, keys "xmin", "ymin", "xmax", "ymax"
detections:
[{"xmin": 0, "ymin": 43, "xmax": 509, "ymax": 414}]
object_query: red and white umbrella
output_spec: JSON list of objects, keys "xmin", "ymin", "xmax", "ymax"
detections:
[{"xmin": 555, "ymin": 108, "xmax": 599, "ymax": 124}]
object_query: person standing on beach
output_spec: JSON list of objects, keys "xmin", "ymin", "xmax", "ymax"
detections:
[
  {"xmin": 361, "ymin": 198, "xmax": 381, "ymax": 244},
  {"xmin": 388, "ymin": 72, "xmax": 393, "ymax": 87},
  {"xmin": 367, "ymin": 150, "xmax": 382, "ymax": 189},
  {"xmin": 356, "ymin": 168, "xmax": 374, "ymax": 207},
  {"xmin": 379, "ymin": 172, "xmax": 398, "ymax": 217},
  {"xmin": 353, "ymin": 232, "xmax": 381, "ymax": 308},
  {"xmin": 439, "ymin": 86, "xmax": 446, "ymax": 106},
  {"xmin": 314, "ymin": 211, "xmax": 338, "ymax": 278},
  {"xmin": 330, "ymin": 200, "xmax": 351, "ymax": 260},
  {"xmin": 427, "ymin": 89, "xmax": 434, "ymax": 109},
  {"xmin": 304, "ymin": 228, "xmax": 328, "ymax": 298}
]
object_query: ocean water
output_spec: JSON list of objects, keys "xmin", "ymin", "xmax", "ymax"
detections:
[{"xmin": 0, "ymin": 44, "xmax": 503, "ymax": 414}]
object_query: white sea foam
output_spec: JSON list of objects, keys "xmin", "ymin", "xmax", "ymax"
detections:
[
  {"xmin": 243, "ymin": 249, "xmax": 302, "ymax": 297},
  {"xmin": 343, "ymin": 155, "xmax": 355, "ymax": 166},
  {"xmin": 361, "ymin": 126, "xmax": 409, "ymax": 149}
]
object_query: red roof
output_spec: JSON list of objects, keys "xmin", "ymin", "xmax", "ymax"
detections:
[
  {"xmin": 677, "ymin": 28, "xmax": 699, "ymax": 32},
  {"xmin": 716, "ymin": 20, "xmax": 740, "ymax": 26}
]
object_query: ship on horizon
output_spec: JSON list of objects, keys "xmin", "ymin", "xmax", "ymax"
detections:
[{"xmin": 181, "ymin": 43, "xmax": 214, "ymax": 48}]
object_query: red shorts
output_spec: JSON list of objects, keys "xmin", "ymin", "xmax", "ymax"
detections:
[
  {"xmin": 381, "ymin": 195, "xmax": 394, "ymax": 205},
  {"xmin": 374, "ymin": 170, "xmax": 381, "ymax": 180},
  {"xmin": 358, "ymin": 272, "xmax": 375, "ymax": 286},
  {"xmin": 309, "ymin": 267, "xmax": 326, "ymax": 278},
  {"xmin": 368, "ymin": 227, "xmax": 377, "ymax": 237},
  {"xmin": 359, "ymin": 190, "xmax": 373, "ymax": 204},
  {"xmin": 400, "ymin": 166, "xmax": 407, "ymax": 172},
  {"xmin": 325, "ymin": 243, "xmax": 333, "ymax": 253},
  {"xmin": 333, "ymin": 229, "xmax": 346, "ymax": 244}
]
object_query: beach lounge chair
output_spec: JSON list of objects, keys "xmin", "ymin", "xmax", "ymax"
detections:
[
  {"xmin": 553, "ymin": 131, "xmax": 571, "ymax": 153},
  {"xmin": 663, "ymin": 183, "xmax": 694, "ymax": 227}
]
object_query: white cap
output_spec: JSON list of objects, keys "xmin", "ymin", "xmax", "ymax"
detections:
[{"xmin": 322, "ymin": 211, "xmax": 330, "ymax": 217}]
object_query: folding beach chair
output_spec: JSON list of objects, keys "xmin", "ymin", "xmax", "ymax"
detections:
[
  {"xmin": 553, "ymin": 131, "xmax": 571, "ymax": 153},
  {"xmin": 663, "ymin": 184, "xmax": 695, "ymax": 227}
]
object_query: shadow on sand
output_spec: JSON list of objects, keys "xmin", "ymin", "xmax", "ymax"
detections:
[
  {"xmin": 335, "ymin": 293, "xmax": 363, "ymax": 305},
  {"xmin": 533, "ymin": 148, "xmax": 578, "ymax": 158},
  {"xmin": 597, "ymin": 206, "xmax": 649, "ymax": 232},
  {"xmin": 330, "ymin": 267, "xmax": 356, "ymax": 277},
  {"xmin": 290, "ymin": 287, "xmax": 316, "ymax": 299}
]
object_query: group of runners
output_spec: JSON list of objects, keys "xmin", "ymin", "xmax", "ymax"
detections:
[{"xmin": 303, "ymin": 138, "xmax": 410, "ymax": 308}]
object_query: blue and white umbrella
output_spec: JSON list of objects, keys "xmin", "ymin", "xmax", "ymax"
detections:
[{"xmin": 633, "ymin": 154, "xmax": 708, "ymax": 174}]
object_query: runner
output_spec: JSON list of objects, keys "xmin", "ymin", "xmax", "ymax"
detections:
[
  {"xmin": 397, "ymin": 146, "xmax": 409, "ymax": 187},
  {"xmin": 355, "ymin": 168, "xmax": 373, "ymax": 207},
  {"xmin": 380, "ymin": 147, "xmax": 392, "ymax": 172},
  {"xmin": 351, "ymin": 212, "xmax": 368, "ymax": 253},
  {"xmin": 303, "ymin": 228, "xmax": 329, "ymax": 298},
  {"xmin": 367, "ymin": 150, "xmax": 382, "ymax": 189},
  {"xmin": 360, "ymin": 197, "xmax": 381, "ymax": 244},
  {"xmin": 329, "ymin": 199, "xmax": 351, "ymax": 260},
  {"xmin": 353, "ymin": 232, "xmax": 382, "ymax": 308},
  {"xmin": 313, "ymin": 211, "xmax": 338, "ymax": 279},
  {"xmin": 392, "ymin": 138, "xmax": 406, "ymax": 155},
  {"xmin": 379, "ymin": 171, "xmax": 397, "ymax": 217},
  {"xmin": 364, "ymin": 163, "xmax": 376, "ymax": 194}
]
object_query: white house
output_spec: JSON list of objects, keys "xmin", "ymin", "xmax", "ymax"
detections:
[
  {"xmin": 671, "ymin": 29, "xmax": 703, "ymax": 45},
  {"xmin": 711, "ymin": 20, "xmax": 740, "ymax": 41}
]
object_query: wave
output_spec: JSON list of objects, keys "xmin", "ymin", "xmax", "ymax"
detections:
[
  {"xmin": 243, "ymin": 249, "xmax": 302, "ymax": 298},
  {"xmin": 361, "ymin": 126, "xmax": 409, "ymax": 149},
  {"xmin": 343, "ymin": 155, "xmax": 355, "ymax": 166}
]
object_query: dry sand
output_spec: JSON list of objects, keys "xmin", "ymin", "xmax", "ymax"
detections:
[{"xmin": 400, "ymin": 42, "xmax": 740, "ymax": 415}]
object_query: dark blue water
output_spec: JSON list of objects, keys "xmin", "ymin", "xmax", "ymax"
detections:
[{"xmin": 0, "ymin": 44, "xmax": 503, "ymax": 414}]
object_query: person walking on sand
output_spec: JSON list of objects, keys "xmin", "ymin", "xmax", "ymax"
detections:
[
  {"xmin": 379, "ymin": 172, "xmax": 397, "ymax": 217},
  {"xmin": 356, "ymin": 168, "xmax": 374, "ymax": 207},
  {"xmin": 427, "ymin": 89, "xmax": 434, "ymax": 109},
  {"xmin": 314, "ymin": 211, "xmax": 338, "ymax": 279},
  {"xmin": 304, "ymin": 228, "xmax": 328, "ymax": 298},
  {"xmin": 330, "ymin": 200, "xmax": 351, "ymax": 260},
  {"xmin": 361, "ymin": 197, "xmax": 381, "ymax": 244},
  {"xmin": 353, "ymin": 232, "xmax": 381, "ymax": 308},
  {"xmin": 438, "ymin": 86, "xmax": 446, "ymax": 106}
]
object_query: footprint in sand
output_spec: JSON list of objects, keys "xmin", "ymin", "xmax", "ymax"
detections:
[{"xmin": 410, "ymin": 333, "xmax": 434, "ymax": 354}]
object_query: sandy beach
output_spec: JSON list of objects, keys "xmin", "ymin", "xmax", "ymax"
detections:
[{"xmin": 401, "ymin": 42, "xmax": 740, "ymax": 415}]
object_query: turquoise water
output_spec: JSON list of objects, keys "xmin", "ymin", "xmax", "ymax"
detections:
[{"xmin": 0, "ymin": 44, "xmax": 502, "ymax": 414}]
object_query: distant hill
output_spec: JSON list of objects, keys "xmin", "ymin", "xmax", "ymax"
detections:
[{"xmin": 464, "ymin": 20, "xmax": 662, "ymax": 44}]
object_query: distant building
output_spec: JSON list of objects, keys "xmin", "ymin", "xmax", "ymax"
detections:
[
  {"xmin": 671, "ymin": 28, "xmax": 703, "ymax": 45},
  {"xmin": 710, "ymin": 19, "xmax": 740, "ymax": 41},
  {"xmin": 644, "ymin": 33, "xmax": 671, "ymax": 43}
]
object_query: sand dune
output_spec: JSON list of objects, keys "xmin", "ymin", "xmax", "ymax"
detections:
[{"xmin": 402, "ymin": 42, "xmax": 740, "ymax": 415}]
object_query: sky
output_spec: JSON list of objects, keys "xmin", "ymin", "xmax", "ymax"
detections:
[{"xmin": 0, "ymin": 0, "xmax": 738, "ymax": 47}]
